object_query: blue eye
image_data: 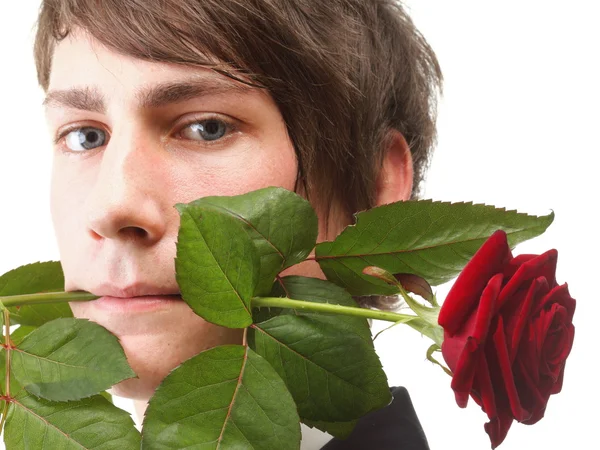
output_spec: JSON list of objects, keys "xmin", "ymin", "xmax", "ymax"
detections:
[
  {"xmin": 65, "ymin": 127, "xmax": 107, "ymax": 151},
  {"xmin": 182, "ymin": 119, "xmax": 228, "ymax": 142}
]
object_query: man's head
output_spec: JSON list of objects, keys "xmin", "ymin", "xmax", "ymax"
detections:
[{"xmin": 35, "ymin": 0, "xmax": 441, "ymax": 400}]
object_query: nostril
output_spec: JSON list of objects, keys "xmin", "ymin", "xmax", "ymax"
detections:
[
  {"xmin": 86, "ymin": 202, "xmax": 166, "ymax": 243},
  {"xmin": 120, "ymin": 226, "xmax": 149, "ymax": 240},
  {"xmin": 88, "ymin": 229, "xmax": 103, "ymax": 241}
]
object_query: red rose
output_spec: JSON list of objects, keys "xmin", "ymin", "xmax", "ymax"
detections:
[{"xmin": 438, "ymin": 230, "xmax": 575, "ymax": 448}]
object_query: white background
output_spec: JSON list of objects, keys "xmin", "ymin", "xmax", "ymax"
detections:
[{"xmin": 0, "ymin": 1, "xmax": 598, "ymax": 449}]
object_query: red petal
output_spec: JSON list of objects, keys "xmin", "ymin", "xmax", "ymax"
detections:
[
  {"xmin": 507, "ymin": 277, "xmax": 548, "ymax": 362},
  {"xmin": 497, "ymin": 250, "xmax": 558, "ymax": 312},
  {"xmin": 534, "ymin": 283, "xmax": 576, "ymax": 321},
  {"xmin": 472, "ymin": 274, "xmax": 503, "ymax": 342},
  {"xmin": 517, "ymin": 359, "xmax": 548, "ymax": 425},
  {"xmin": 450, "ymin": 336, "xmax": 480, "ymax": 408},
  {"xmin": 493, "ymin": 317, "xmax": 531, "ymax": 422},
  {"xmin": 439, "ymin": 230, "xmax": 511, "ymax": 335},
  {"xmin": 502, "ymin": 254, "xmax": 537, "ymax": 278},
  {"xmin": 441, "ymin": 332, "xmax": 464, "ymax": 372},
  {"xmin": 551, "ymin": 357, "xmax": 568, "ymax": 395},
  {"xmin": 542, "ymin": 306, "xmax": 574, "ymax": 369},
  {"xmin": 442, "ymin": 274, "xmax": 500, "ymax": 377},
  {"xmin": 484, "ymin": 412, "xmax": 514, "ymax": 449},
  {"xmin": 475, "ymin": 351, "xmax": 498, "ymax": 421}
]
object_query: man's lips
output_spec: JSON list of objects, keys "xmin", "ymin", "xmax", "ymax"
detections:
[{"xmin": 92, "ymin": 294, "xmax": 184, "ymax": 313}]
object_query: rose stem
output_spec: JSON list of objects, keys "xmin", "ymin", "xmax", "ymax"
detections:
[
  {"xmin": 0, "ymin": 309, "xmax": 12, "ymax": 431},
  {"xmin": 0, "ymin": 291, "xmax": 98, "ymax": 307},
  {"xmin": 252, "ymin": 296, "xmax": 416, "ymax": 323}
]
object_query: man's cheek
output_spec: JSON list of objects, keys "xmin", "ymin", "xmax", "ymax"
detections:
[
  {"xmin": 52, "ymin": 178, "xmax": 86, "ymax": 235},
  {"xmin": 51, "ymin": 194, "xmax": 86, "ymax": 290},
  {"xmin": 280, "ymin": 259, "xmax": 324, "ymax": 280}
]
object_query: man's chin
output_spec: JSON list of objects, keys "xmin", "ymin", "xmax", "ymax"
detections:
[
  {"xmin": 69, "ymin": 299, "xmax": 243, "ymax": 400},
  {"xmin": 109, "ymin": 376, "xmax": 158, "ymax": 401},
  {"xmin": 79, "ymin": 312, "xmax": 245, "ymax": 402}
]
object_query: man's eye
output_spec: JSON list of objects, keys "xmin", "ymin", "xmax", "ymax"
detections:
[
  {"xmin": 64, "ymin": 127, "xmax": 107, "ymax": 152},
  {"xmin": 180, "ymin": 119, "xmax": 229, "ymax": 142}
]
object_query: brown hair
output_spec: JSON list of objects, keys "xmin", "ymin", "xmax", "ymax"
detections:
[
  {"xmin": 34, "ymin": 0, "xmax": 442, "ymax": 310},
  {"xmin": 34, "ymin": 0, "xmax": 442, "ymax": 219}
]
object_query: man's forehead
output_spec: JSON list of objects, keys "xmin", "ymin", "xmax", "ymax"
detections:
[{"xmin": 47, "ymin": 31, "xmax": 256, "ymax": 106}]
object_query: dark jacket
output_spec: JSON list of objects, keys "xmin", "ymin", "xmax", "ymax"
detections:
[{"xmin": 321, "ymin": 387, "xmax": 430, "ymax": 449}]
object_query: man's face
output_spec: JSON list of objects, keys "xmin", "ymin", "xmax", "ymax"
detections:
[{"xmin": 46, "ymin": 32, "xmax": 332, "ymax": 400}]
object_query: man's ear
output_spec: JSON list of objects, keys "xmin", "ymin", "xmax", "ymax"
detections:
[{"xmin": 375, "ymin": 130, "xmax": 414, "ymax": 205}]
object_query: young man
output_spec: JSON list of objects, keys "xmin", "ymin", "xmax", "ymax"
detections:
[{"xmin": 35, "ymin": 0, "xmax": 441, "ymax": 447}]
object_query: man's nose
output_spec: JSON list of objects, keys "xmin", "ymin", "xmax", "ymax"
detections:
[{"xmin": 83, "ymin": 131, "xmax": 168, "ymax": 245}]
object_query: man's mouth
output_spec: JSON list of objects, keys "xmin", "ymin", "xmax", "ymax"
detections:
[{"xmin": 92, "ymin": 294, "xmax": 184, "ymax": 314}]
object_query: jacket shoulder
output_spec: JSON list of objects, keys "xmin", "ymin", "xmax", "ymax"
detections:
[{"xmin": 320, "ymin": 386, "xmax": 430, "ymax": 450}]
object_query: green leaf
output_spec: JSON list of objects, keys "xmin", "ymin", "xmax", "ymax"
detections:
[
  {"xmin": 0, "ymin": 348, "xmax": 5, "ymax": 395},
  {"xmin": 426, "ymin": 344, "xmax": 452, "ymax": 377},
  {"xmin": 256, "ymin": 276, "xmax": 373, "ymax": 344},
  {"xmin": 10, "ymin": 325, "xmax": 36, "ymax": 346},
  {"xmin": 175, "ymin": 203, "xmax": 260, "ymax": 328},
  {"xmin": 316, "ymin": 200, "xmax": 554, "ymax": 295},
  {"xmin": 4, "ymin": 390, "xmax": 141, "ymax": 450},
  {"xmin": 142, "ymin": 345, "xmax": 301, "ymax": 450},
  {"xmin": 185, "ymin": 187, "xmax": 319, "ymax": 295},
  {"xmin": 0, "ymin": 261, "xmax": 73, "ymax": 326},
  {"xmin": 248, "ymin": 279, "xmax": 391, "ymax": 423},
  {"xmin": 1, "ymin": 325, "xmax": 36, "ymax": 393},
  {"xmin": 100, "ymin": 390, "xmax": 114, "ymax": 404},
  {"xmin": 10, "ymin": 318, "xmax": 136, "ymax": 401},
  {"xmin": 303, "ymin": 419, "xmax": 357, "ymax": 440}
]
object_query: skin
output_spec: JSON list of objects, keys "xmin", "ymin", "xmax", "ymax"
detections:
[{"xmin": 45, "ymin": 30, "xmax": 414, "ymax": 415}]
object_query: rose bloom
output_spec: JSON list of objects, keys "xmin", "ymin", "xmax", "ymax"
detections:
[{"xmin": 438, "ymin": 230, "xmax": 576, "ymax": 448}]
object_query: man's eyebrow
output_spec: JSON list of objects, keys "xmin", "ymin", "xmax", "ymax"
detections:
[
  {"xmin": 136, "ymin": 79, "xmax": 254, "ymax": 109},
  {"xmin": 43, "ymin": 87, "xmax": 106, "ymax": 113},
  {"xmin": 43, "ymin": 78, "xmax": 255, "ymax": 113}
]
